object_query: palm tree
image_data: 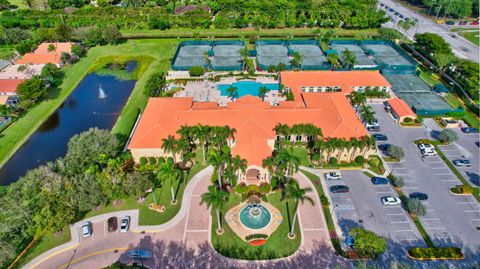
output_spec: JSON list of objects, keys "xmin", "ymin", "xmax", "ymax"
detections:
[
  {"xmin": 290, "ymin": 52, "xmax": 303, "ymax": 70},
  {"xmin": 226, "ymin": 86, "xmax": 238, "ymax": 101},
  {"xmin": 273, "ymin": 123, "xmax": 290, "ymax": 149},
  {"xmin": 359, "ymin": 105, "xmax": 375, "ymax": 124},
  {"xmin": 161, "ymin": 135, "xmax": 178, "ymax": 163},
  {"xmin": 336, "ymin": 138, "xmax": 348, "ymax": 160},
  {"xmin": 325, "ymin": 138, "xmax": 338, "ymax": 161},
  {"xmin": 275, "ymin": 146, "xmax": 300, "ymax": 178},
  {"xmin": 398, "ymin": 19, "xmax": 416, "ymax": 41},
  {"xmin": 258, "ymin": 86, "xmax": 269, "ymax": 102},
  {"xmin": 262, "ymin": 157, "xmax": 275, "ymax": 182},
  {"xmin": 203, "ymin": 51, "xmax": 211, "ymax": 68},
  {"xmin": 327, "ymin": 53, "xmax": 339, "ymax": 70},
  {"xmin": 348, "ymin": 137, "xmax": 359, "ymax": 161},
  {"xmin": 208, "ymin": 146, "xmax": 230, "ymax": 189},
  {"xmin": 282, "ymin": 180, "xmax": 313, "ymax": 238},
  {"xmin": 341, "ymin": 49, "xmax": 356, "ymax": 69},
  {"xmin": 200, "ymin": 185, "xmax": 229, "ymax": 234},
  {"xmin": 232, "ymin": 155, "xmax": 247, "ymax": 186},
  {"xmin": 177, "ymin": 125, "xmax": 193, "ymax": 145},
  {"xmin": 348, "ymin": 91, "xmax": 366, "ymax": 113},
  {"xmin": 192, "ymin": 124, "xmax": 211, "ymax": 163},
  {"xmin": 175, "ymin": 138, "xmax": 191, "ymax": 164},
  {"xmin": 158, "ymin": 158, "xmax": 182, "ymax": 203}
]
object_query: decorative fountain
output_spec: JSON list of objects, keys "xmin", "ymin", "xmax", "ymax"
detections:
[{"xmin": 239, "ymin": 203, "xmax": 272, "ymax": 229}]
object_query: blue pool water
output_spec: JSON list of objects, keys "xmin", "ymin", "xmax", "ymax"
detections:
[{"xmin": 218, "ymin": 81, "xmax": 279, "ymax": 98}]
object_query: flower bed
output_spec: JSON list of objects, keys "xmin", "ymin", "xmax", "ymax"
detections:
[
  {"xmin": 248, "ymin": 239, "xmax": 267, "ymax": 246},
  {"xmin": 408, "ymin": 247, "xmax": 464, "ymax": 260},
  {"xmin": 148, "ymin": 203, "xmax": 166, "ymax": 213},
  {"xmin": 450, "ymin": 184, "xmax": 473, "ymax": 194}
]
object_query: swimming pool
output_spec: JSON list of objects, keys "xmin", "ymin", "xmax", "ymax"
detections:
[{"xmin": 218, "ymin": 81, "xmax": 279, "ymax": 98}]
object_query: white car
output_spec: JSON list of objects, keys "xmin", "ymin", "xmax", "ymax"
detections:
[
  {"xmin": 418, "ymin": 143, "xmax": 434, "ymax": 151},
  {"xmin": 381, "ymin": 196, "xmax": 401, "ymax": 206},
  {"xmin": 365, "ymin": 119, "xmax": 379, "ymax": 129},
  {"xmin": 325, "ymin": 171, "xmax": 342, "ymax": 180},
  {"xmin": 81, "ymin": 222, "xmax": 92, "ymax": 238},
  {"xmin": 120, "ymin": 216, "xmax": 130, "ymax": 233},
  {"xmin": 421, "ymin": 148, "xmax": 437, "ymax": 156}
]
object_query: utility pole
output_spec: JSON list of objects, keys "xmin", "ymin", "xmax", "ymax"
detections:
[
  {"xmin": 435, "ymin": 4, "xmax": 443, "ymax": 20},
  {"xmin": 427, "ymin": 0, "xmax": 436, "ymax": 15},
  {"xmin": 443, "ymin": 0, "xmax": 453, "ymax": 21}
]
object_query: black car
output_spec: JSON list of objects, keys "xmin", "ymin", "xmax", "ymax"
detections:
[
  {"xmin": 461, "ymin": 127, "xmax": 478, "ymax": 133},
  {"xmin": 107, "ymin": 217, "xmax": 118, "ymax": 232},
  {"xmin": 373, "ymin": 134, "xmax": 388, "ymax": 141},
  {"xmin": 330, "ymin": 185, "xmax": 349, "ymax": 193},
  {"xmin": 378, "ymin": 144, "xmax": 391, "ymax": 151},
  {"xmin": 409, "ymin": 192, "xmax": 428, "ymax": 200}
]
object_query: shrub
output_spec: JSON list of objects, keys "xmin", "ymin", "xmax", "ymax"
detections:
[
  {"xmin": 388, "ymin": 174, "xmax": 404, "ymax": 187},
  {"xmin": 329, "ymin": 157, "xmax": 338, "ymax": 165},
  {"xmin": 403, "ymin": 117, "xmax": 413, "ymax": 123},
  {"xmin": 235, "ymin": 183, "xmax": 248, "ymax": 194},
  {"xmin": 349, "ymin": 228, "xmax": 387, "ymax": 258},
  {"xmin": 368, "ymin": 158, "xmax": 380, "ymax": 167},
  {"xmin": 415, "ymin": 117, "xmax": 424, "ymax": 124},
  {"xmin": 245, "ymin": 233, "xmax": 268, "ymax": 241},
  {"xmin": 408, "ymin": 247, "xmax": 463, "ymax": 259},
  {"xmin": 438, "ymin": 129, "xmax": 458, "ymax": 143},
  {"xmin": 354, "ymin": 156, "xmax": 365, "ymax": 165},
  {"xmin": 320, "ymin": 195, "xmax": 329, "ymax": 206},
  {"xmin": 407, "ymin": 198, "xmax": 426, "ymax": 217},
  {"xmin": 189, "ymin": 66, "xmax": 205, "ymax": 77},
  {"xmin": 267, "ymin": 65, "xmax": 275, "ymax": 73},
  {"xmin": 139, "ymin": 157, "xmax": 148, "ymax": 166},
  {"xmin": 148, "ymin": 156, "xmax": 157, "ymax": 165},
  {"xmin": 259, "ymin": 183, "xmax": 271, "ymax": 193},
  {"xmin": 311, "ymin": 153, "xmax": 320, "ymax": 161},
  {"xmin": 450, "ymin": 184, "xmax": 473, "ymax": 194}
]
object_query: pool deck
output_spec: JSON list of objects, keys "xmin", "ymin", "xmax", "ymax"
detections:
[{"xmin": 173, "ymin": 77, "xmax": 284, "ymax": 105}]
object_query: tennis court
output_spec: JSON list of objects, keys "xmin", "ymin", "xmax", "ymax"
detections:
[
  {"xmin": 172, "ymin": 41, "xmax": 245, "ymax": 71},
  {"xmin": 331, "ymin": 43, "xmax": 377, "ymax": 68},
  {"xmin": 288, "ymin": 43, "xmax": 328, "ymax": 70},
  {"xmin": 256, "ymin": 41, "xmax": 290, "ymax": 70},
  {"xmin": 385, "ymin": 74, "xmax": 453, "ymax": 114},
  {"xmin": 363, "ymin": 44, "xmax": 413, "ymax": 66}
]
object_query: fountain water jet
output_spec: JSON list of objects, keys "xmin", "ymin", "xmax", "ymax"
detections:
[{"xmin": 98, "ymin": 83, "xmax": 107, "ymax": 99}]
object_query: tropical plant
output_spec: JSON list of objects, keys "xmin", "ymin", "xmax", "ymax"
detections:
[
  {"xmin": 258, "ymin": 86, "xmax": 269, "ymax": 102},
  {"xmin": 200, "ymin": 185, "xmax": 229, "ymax": 233},
  {"xmin": 290, "ymin": 51, "xmax": 303, "ymax": 70},
  {"xmin": 386, "ymin": 145, "xmax": 405, "ymax": 161},
  {"xmin": 327, "ymin": 53, "xmax": 339, "ymax": 70},
  {"xmin": 275, "ymin": 146, "xmax": 300, "ymax": 178},
  {"xmin": 407, "ymin": 198, "xmax": 426, "ymax": 217},
  {"xmin": 226, "ymin": 86, "xmax": 238, "ymax": 101},
  {"xmin": 341, "ymin": 49, "xmax": 356, "ymax": 69},
  {"xmin": 282, "ymin": 180, "xmax": 313, "ymax": 238},
  {"xmin": 158, "ymin": 157, "xmax": 182, "ymax": 203},
  {"xmin": 359, "ymin": 105, "xmax": 375, "ymax": 124},
  {"xmin": 161, "ymin": 135, "xmax": 178, "ymax": 163},
  {"xmin": 438, "ymin": 129, "xmax": 458, "ymax": 143},
  {"xmin": 232, "ymin": 155, "xmax": 247, "ymax": 186},
  {"xmin": 191, "ymin": 124, "xmax": 211, "ymax": 163},
  {"xmin": 208, "ymin": 146, "xmax": 231, "ymax": 189},
  {"xmin": 349, "ymin": 228, "xmax": 387, "ymax": 258}
]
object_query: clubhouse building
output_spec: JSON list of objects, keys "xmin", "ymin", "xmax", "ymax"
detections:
[{"xmin": 128, "ymin": 71, "xmax": 383, "ymax": 185}]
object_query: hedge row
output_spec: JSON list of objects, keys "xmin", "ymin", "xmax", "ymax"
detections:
[
  {"xmin": 408, "ymin": 247, "xmax": 463, "ymax": 260},
  {"xmin": 245, "ymin": 233, "xmax": 269, "ymax": 241}
]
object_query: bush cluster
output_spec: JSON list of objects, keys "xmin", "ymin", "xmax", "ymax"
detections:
[
  {"xmin": 245, "ymin": 233, "xmax": 268, "ymax": 241},
  {"xmin": 408, "ymin": 247, "xmax": 463, "ymax": 259},
  {"xmin": 450, "ymin": 184, "xmax": 473, "ymax": 194}
]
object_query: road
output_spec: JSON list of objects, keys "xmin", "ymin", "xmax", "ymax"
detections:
[
  {"xmin": 379, "ymin": 0, "xmax": 479, "ymax": 63},
  {"xmin": 23, "ymin": 169, "xmax": 336, "ymax": 269}
]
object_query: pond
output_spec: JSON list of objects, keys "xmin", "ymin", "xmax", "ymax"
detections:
[{"xmin": 0, "ymin": 62, "xmax": 137, "ymax": 185}]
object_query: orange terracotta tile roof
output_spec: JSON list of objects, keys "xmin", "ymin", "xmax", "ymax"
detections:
[
  {"xmin": 388, "ymin": 98, "xmax": 416, "ymax": 118},
  {"xmin": 280, "ymin": 71, "xmax": 391, "ymax": 99},
  {"xmin": 129, "ymin": 93, "xmax": 368, "ymax": 166},
  {"xmin": 34, "ymin": 42, "xmax": 73, "ymax": 54},
  {"xmin": 0, "ymin": 79, "xmax": 24, "ymax": 93},
  {"xmin": 15, "ymin": 53, "xmax": 61, "ymax": 65}
]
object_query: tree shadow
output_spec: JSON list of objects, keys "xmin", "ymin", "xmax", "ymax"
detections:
[
  {"xmin": 338, "ymin": 218, "xmax": 363, "ymax": 238},
  {"xmin": 429, "ymin": 130, "xmax": 441, "ymax": 141},
  {"xmin": 465, "ymin": 172, "xmax": 479, "ymax": 187}
]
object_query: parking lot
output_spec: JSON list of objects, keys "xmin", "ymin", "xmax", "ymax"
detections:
[
  {"xmin": 370, "ymin": 104, "xmax": 480, "ymax": 250},
  {"xmin": 439, "ymin": 129, "xmax": 480, "ymax": 187},
  {"xmin": 321, "ymin": 170, "xmax": 424, "ymax": 247}
]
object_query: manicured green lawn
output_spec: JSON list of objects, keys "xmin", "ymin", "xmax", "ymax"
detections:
[
  {"xmin": 211, "ymin": 191, "xmax": 301, "ymax": 260},
  {"xmin": 459, "ymin": 31, "xmax": 479, "ymax": 46},
  {"xmin": 12, "ymin": 230, "xmax": 71, "ymax": 269},
  {"xmin": 292, "ymin": 146, "xmax": 311, "ymax": 167},
  {"xmin": 121, "ymin": 28, "xmax": 379, "ymax": 39},
  {"xmin": 445, "ymin": 94, "xmax": 480, "ymax": 129},
  {"xmin": 5, "ymin": 0, "xmax": 26, "ymax": 8},
  {"xmin": 418, "ymin": 66, "xmax": 441, "ymax": 87},
  {"xmin": 0, "ymin": 39, "xmax": 179, "ymax": 169}
]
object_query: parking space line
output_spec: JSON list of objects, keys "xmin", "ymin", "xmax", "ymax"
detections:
[
  {"xmin": 391, "ymin": 221, "xmax": 409, "ymax": 224},
  {"xmin": 431, "ymin": 167, "xmax": 449, "ymax": 170},
  {"xmin": 464, "ymin": 210, "xmax": 480, "ymax": 213},
  {"xmin": 422, "ymin": 218, "xmax": 440, "ymax": 221},
  {"xmin": 425, "ymin": 227, "xmax": 447, "ymax": 230},
  {"xmin": 395, "ymin": 229, "xmax": 414, "ymax": 232},
  {"xmin": 441, "ymin": 179, "xmax": 458, "ymax": 182},
  {"xmin": 387, "ymin": 213, "xmax": 404, "ymax": 216},
  {"xmin": 402, "ymin": 187, "xmax": 419, "ymax": 189},
  {"xmin": 458, "ymin": 202, "xmax": 477, "ymax": 205}
]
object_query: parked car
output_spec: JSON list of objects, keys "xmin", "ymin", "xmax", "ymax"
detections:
[
  {"xmin": 453, "ymin": 159, "xmax": 471, "ymax": 167},
  {"xmin": 389, "ymin": 8, "xmax": 394, "ymax": 12},
  {"xmin": 470, "ymin": 21, "xmax": 479, "ymax": 25},
  {"xmin": 107, "ymin": 217, "xmax": 118, "ymax": 232},
  {"xmin": 399, "ymin": 14, "xmax": 405, "ymax": 19},
  {"xmin": 418, "ymin": 143, "xmax": 434, "ymax": 150},
  {"xmin": 421, "ymin": 148, "xmax": 437, "ymax": 156},
  {"xmin": 371, "ymin": 177, "xmax": 389, "ymax": 185},
  {"xmin": 325, "ymin": 171, "xmax": 342, "ymax": 180},
  {"xmin": 330, "ymin": 185, "xmax": 350, "ymax": 193},
  {"xmin": 127, "ymin": 249, "xmax": 152, "ymax": 259},
  {"xmin": 367, "ymin": 126, "xmax": 381, "ymax": 132},
  {"xmin": 120, "ymin": 216, "xmax": 130, "ymax": 233},
  {"xmin": 409, "ymin": 192, "xmax": 429, "ymax": 200},
  {"xmin": 382, "ymin": 196, "xmax": 401, "ymax": 206},
  {"xmin": 365, "ymin": 119, "xmax": 379, "ymax": 128},
  {"xmin": 82, "ymin": 222, "xmax": 92, "ymax": 238},
  {"xmin": 446, "ymin": 20, "xmax": 455, "ymax": 25},
  {"xmin": 345, "ymin": 236, "xmax": 355, "ymax": 247},
  {"xmin": 461, "ymin": 127, "xmax": 478, "ymax": 133},
  {"xmin": 378, "ymin": 144, "xmax": 391, "ymax": 151},
  {"xmin": 373, "ymin": 134, "xmax": 388, "ymax": 141}
]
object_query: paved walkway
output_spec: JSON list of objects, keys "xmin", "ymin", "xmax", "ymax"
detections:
[{"xmin": 23, "ymin": 167, "xmax": 331, "ymax": 269}]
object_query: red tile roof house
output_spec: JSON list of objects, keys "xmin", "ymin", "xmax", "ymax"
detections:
[
  {"xmin": 280, "ymin": 70, "xmax": 391, "ymax": 100},
  {"xmin": 387, "ymin": 98, "xmax": 417, "ymax": 123},
  {"xmin": 0, "ymin": 79, "xmax": 24, "ymax": 106},
  {"xmin": 128, "ymin": 83, "xmax": 375, "ymax": 186},
  {"xmin": 15, "ymin": 42, "xmax": 73, "ymax": 67}
]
